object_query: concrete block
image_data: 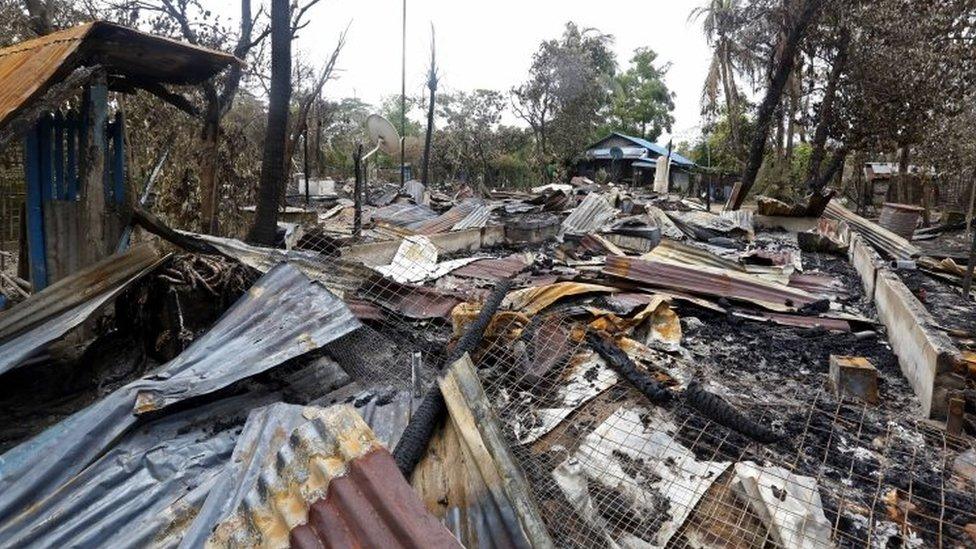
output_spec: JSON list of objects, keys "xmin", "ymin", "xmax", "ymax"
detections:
[
  {"xmin": 872, "ymin": 270, "xmax": 961, "ymax": 417},
  {"xmin": 341, "ymin": 228, "xmax": 485, "ymax": 267},
  {"xmin": 848, "ymin": 233, "xmax": 881, "ymax": 298},
  {"xmin": 829, "ymin": 355, "xmax": 879, "ymax": 404},
  {"xmin": 752, "ymin": 215, "xmax": 819, "ymax": 233},
  {"xmin": 504, "ymin": 213, "xmax": 560, "ymax": 245},
  {"xmin": 482, "ymin": 224, "xmax": 505, "ymax": 247},
  {"xmin": 947, "ymin": 395, "xmax": 966, "ymax": 436}
]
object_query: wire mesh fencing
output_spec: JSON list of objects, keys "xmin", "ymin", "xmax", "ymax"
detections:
[{"xmin": 322, "ymin": 231, "xmax": 976, "ymax": 549}]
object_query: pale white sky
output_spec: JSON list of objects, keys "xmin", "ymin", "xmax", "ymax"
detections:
[{"xmin": 223, "ymin": 0, "xmax": 714, "ymax": 143}]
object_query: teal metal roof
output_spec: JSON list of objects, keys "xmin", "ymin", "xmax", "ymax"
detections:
[{"xmin": 587, "ymin": 132, "xmax": 697, "ymax": 168}]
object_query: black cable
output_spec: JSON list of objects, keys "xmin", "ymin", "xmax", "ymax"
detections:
[
  {"xmin": 392, "ymin": 279, "xmax": 513, "ymax": 477},
  {"xmin": 683, "ymin": 380, "xmax": 785, "ymax": 443}
]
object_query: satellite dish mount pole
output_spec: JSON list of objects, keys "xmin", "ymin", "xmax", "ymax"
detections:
[{"xmin": 400, "ymin": 0, "xmax": 407, "ymax": 186}]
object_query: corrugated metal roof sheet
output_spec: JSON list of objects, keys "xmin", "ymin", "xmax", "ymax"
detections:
[
  {"xmin": 208, "ymin": 404, "xmax": 460, "ymax": 548},
  {"xmin": 411, "ymin": 200, "xmax": 486, "ymax": 235},
  {"xmin": 363, "ymin": 274, "xmax": 463, "ymax": 319},
  {"xmin": 0, "ymin": 391, "xmax": 283, "ymax": 548},
  {"xmin": 0, "ymin": 263, "xmax": 360, "ymax": 525},
  {"xmin": 372, "ymin": 202, "xmax": 438, "ymax": 227},
  {"xmin": 604, "ymin": 255, "xmax": 821, "ymax": 312},
  {"xmin": 452, "ymin": 254, "xmax": 530, "ymax": 281},
  {"xmin": 0, "ymin": 21, "xmax": 240, "ymax": 130},
  {"xmin": 561, "ymin": 192, "xmax": 617, "ymax": 236},
  {"xmin": 0, "ymin": 244, "xmax": 168, "ymax": 374},
  {"xmin": 823, "ymin": 202, "xmax": 920, "ymax": 260}
]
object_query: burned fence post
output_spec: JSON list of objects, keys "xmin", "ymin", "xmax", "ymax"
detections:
[
  {"xmin": 353, "ymin": 143, "xmax": 364, "ymax": 238},
  {"xmin": 392, "ymin": 278, "xmax": 513, "ymax": 478},
  {"xmin": 684, "ymin": 380, "xmax": 786, "ymax": 444},
  {"xmin": 587, "ymin": 331, "xmax": 671, "ymax": 403}
]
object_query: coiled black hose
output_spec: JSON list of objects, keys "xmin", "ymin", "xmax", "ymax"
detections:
[
  {"xmin": 586, "ymin": 331, "xmax": 671, "ymax": 403},
  {"xmin": 392, "ymin": 279, "xmax": 513, "ymax": 477},
  {"xmin": 683, "ymin": 380, "xmax": 785, "ymax": 443}
]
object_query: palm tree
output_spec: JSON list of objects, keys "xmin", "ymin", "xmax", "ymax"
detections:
[{"xmin": 691, "ymin": 0, "xmax": 758, "ymax": 149}]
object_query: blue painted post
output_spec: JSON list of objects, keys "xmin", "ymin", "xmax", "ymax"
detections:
[
  {"xmin": 24, "ymin": 126, "xmax": 48, "ymax": 290},
  {"xmin": 111, "ymin": 111, "xmax": 125, "ymax": 205},
  {"xmin": 66, "ymin": 111, "xmax": 78, "ymax": 200},
  {"xmin": 37, "ymin": 114, "xmax": 53, "ymax": 203},
  {"xmin": 54, "ymin": 111, "xmax": 65, "ymax": 199}
]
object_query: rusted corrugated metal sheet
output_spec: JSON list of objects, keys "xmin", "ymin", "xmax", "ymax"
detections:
[
  {"xmin": 0, "ymin": 244, "xmax": 168, "ymax": 375},
  {"xmin": 788, "ymin": 272, "xmax": 848, "ymax": 299},
  {"xmin": 643, "ymin": 238, "xmax": 744, "ymax": 271},
  {"xmin": 604, "ymin": 255, "xmax": 821, "ymax": 311},
  {"xmin": 208, "ymin": 404, "xmax": 460, "ymax": 548},
  {"xmin": 0, "ymin": 21, "xmax": 240, "ymax": 130},
  {"xmin": 411, "ymin": 200, "xmax": 486, "ymax": 235},
  {"xmin": 561, "ymin": 192, "xmax": 616, "ymax": 235},
  {"xmin": 0, "ymin": 263, "xmax": 360, "ymax": 525},
  {"xmin": 823, "ymin": 202, "xmax": 920, "ymax": 259},
  {"xmin": 503, "ymin": 281, "xmax": 617, "ymax": 316},
  {"xmin": 363, "ymin": 274, "xmax": 463, "ymax": 319},
  {"xmin": 451, "ymin": 253, "xmax": 530, "ymax": 281},
  {"xmin": 0, "ymin": 24, "xmax": 89, "ymax": 131}
]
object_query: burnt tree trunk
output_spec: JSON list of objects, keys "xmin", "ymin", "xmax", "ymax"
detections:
[
  {"xmin": 198, "ymin": 100, "xmax": 220, "ymax": 234},
  {"xmin": 421, "ymin": 26, "xmax": 437, "ymax": 185},
  {"xmin": 731, "ymin": 0, "xmax": 822, "ymax": 210},
  {"xmin": 807, "ymin": 29, "xmax": 849, "ymax": 187},
  {"xmin": 246, "ymin": 0, "xmax": 291, "ymax": 246}
]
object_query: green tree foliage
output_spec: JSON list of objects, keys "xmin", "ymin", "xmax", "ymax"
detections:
[
  {"xmin": 512, "ymin": 22, "xmax": 616, "ymax": 179},
  {"xmin": 430, "ymin": 89, "xmax": 505, "ymax": 183},
  {"xmin": 607, "ymin": 48, "xmax": 675, "ymax": 141}
]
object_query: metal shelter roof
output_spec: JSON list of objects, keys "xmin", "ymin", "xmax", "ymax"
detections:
[{"xmin": 0, "ymin": 21, "xmax": 241, "ymax": 130}]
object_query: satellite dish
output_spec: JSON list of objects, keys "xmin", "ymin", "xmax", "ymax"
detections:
[
  {"xmin": 609, "ymin": 147, "xmax": 624, "ymax": 161},
  {"xmin": 366, "ymin": 114, "xmax": 401, "ymax": 157}
]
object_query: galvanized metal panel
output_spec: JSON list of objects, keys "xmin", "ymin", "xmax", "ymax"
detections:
[
  {"xmin": 824, "ymin": 201, "xmax": 920, "ymax": 260},
  {"xmin": 411, "ymin": 200, "xmax": 487, "ymax": 235},
  {"xmin": 560, "ymin": 192, "xmax": 616, "ymax": 236},
  {"xmin": 0, "ymin": 391, "xmax": 283, "ymax": 548},
  {"xmin": 208, "ymin": 405, "xmax": 459, "ymax": 548},
  {"xmin": 0, "ymin": 263, "xmax": 360, "ymax": 525},
  {"xmin": 0, "ymin": 244, "xmax": 168, "ymax": 375}
]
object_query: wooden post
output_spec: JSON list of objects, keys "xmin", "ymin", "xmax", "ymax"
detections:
[
  {"xmin": 303, "ymin": 126, "xmax": 310, "ymax": 205},
  {"xmin": 66, "ymin": 110, "xmax": 78, "ymax": 200},
  {"xmin": 80, "ymin": 70, "xmax": 108, "ymax": 264},
  {"xmin": 54, "ymin": 110, "xmax": 64, "ymax": 199},
  {"xmin": 111, "ymin": 111, "xmax": 126, "ymax": 205},
  {"xmin": 353, "ymin": 143, "xmax": 363, "ymax": 238},
  {"xmin": 962, "ymin": 226, "xmax": 975, "ymax": 296},
  {"xmin": 23, "ymin": 123, "xmax": 48, "ymax": 290}
]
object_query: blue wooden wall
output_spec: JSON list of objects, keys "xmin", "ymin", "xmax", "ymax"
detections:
[{"xmin": 22, "ymin": 107, "xmax": 125, "ymax": 290}]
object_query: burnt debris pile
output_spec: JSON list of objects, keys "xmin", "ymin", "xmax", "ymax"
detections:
[{"xmin": 0, "ymin": 177, "xmax": 974, "ymax": 548}]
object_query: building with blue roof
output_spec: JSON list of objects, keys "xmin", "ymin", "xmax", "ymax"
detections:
[{"xmin": 577, "ymin": 132, "xmax": 697, "ymax": 189}]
